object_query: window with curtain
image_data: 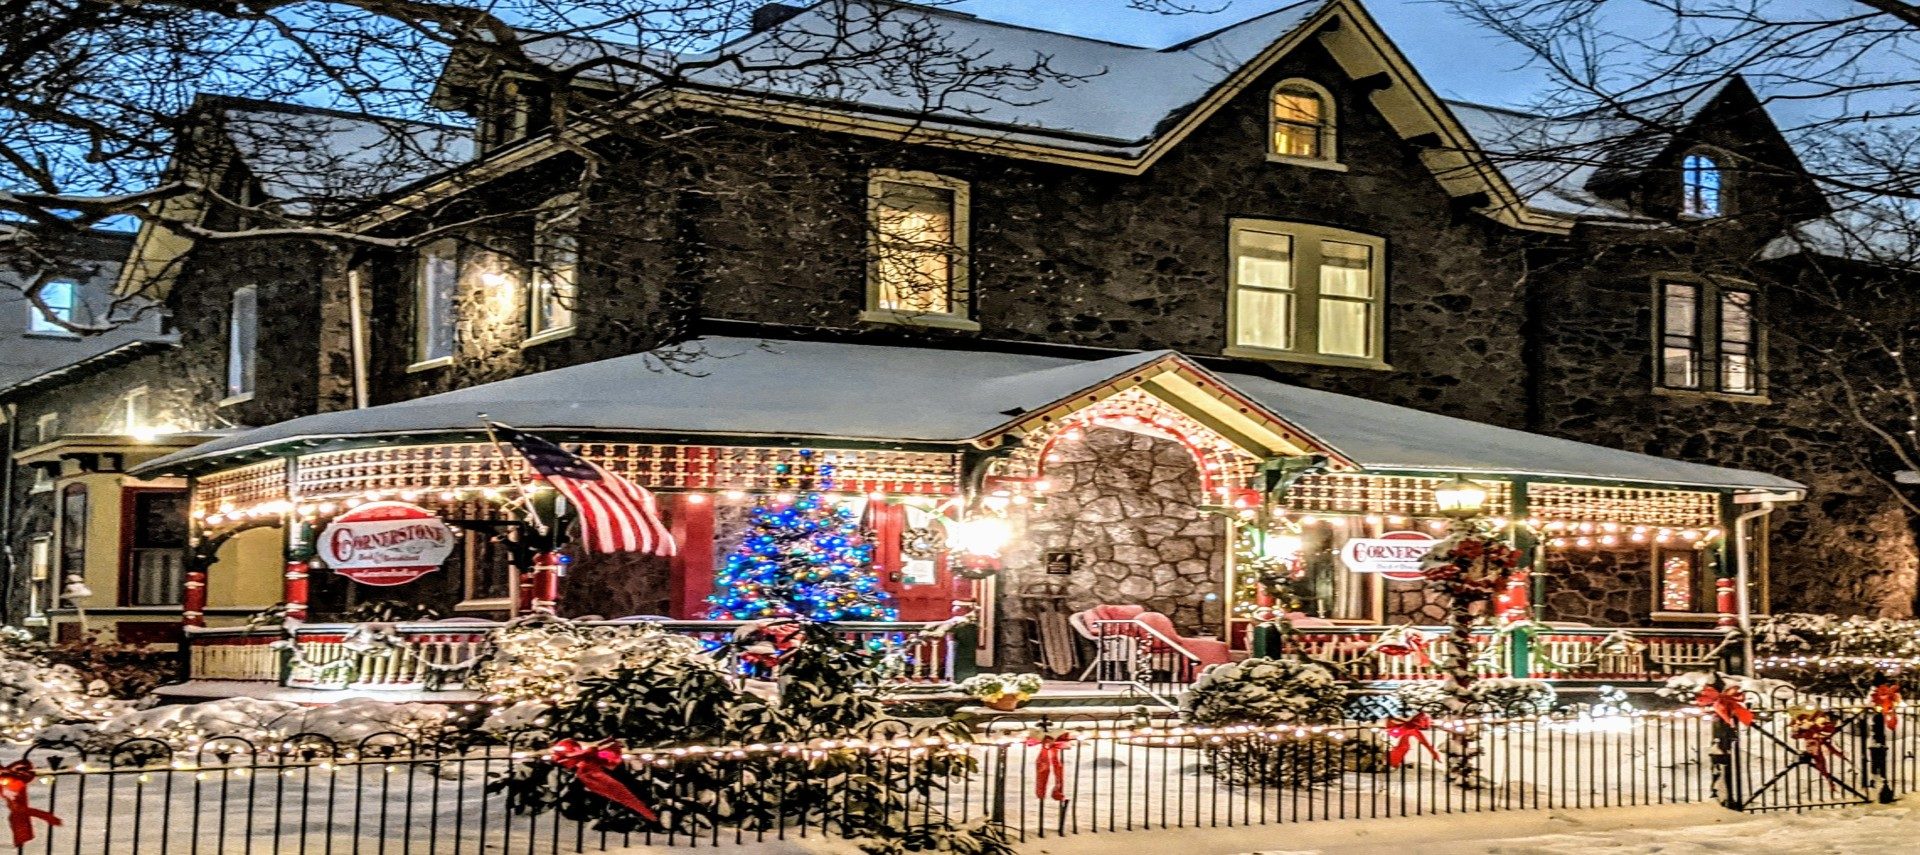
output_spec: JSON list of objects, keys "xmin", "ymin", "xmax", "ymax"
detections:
[
  {"xmin": 226, "ymin": 286, "xmax": 258, "ymax": 400},
  {"xmin": 1229, "ymin": 220, "xmax": 1386, "ymax": 367},
  {"xmin": 415, "ymin": 239, "xmax": 459, "ymax": 364},
  {"xmin": 124, "ymin": 490, "xmax": 187, "ymax": 607},
  {"xmin": 866, "ymin": 170, "xmax": 970, "ymax": 323},
  {"xmin": 59, "ymin": 485, "xmax": 86, "ymax": 602},
  {"xmin": 1658, "ymin": 280, "xmax": 1762, "ymax": 396},
  {"xmin": 530, "ymin": 207, "xmax": 579, "ymax": 339},
  {"xmin": 1682, "ymin": 152, "xmax": 1723, "ymax": 217},
  {"xmin": 28, "ymin": 279, "xmax": 77, "ymax": 335},
  {"xmin": 1270, "ymin": 81, "xmax": 1333, "ymax": 161}
]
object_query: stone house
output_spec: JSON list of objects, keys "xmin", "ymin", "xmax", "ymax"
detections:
[{"xmin": 3, "ymin": 0, "xmax": 1901, "ymax": 668}]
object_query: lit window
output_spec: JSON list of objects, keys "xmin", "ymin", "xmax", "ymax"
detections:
[
  {"xmin": 28, "ymin": 280, "xmax": 77, "ymax": 335},
  {"xmin": 226, "ymin": 287, "xmax": 257, "ymax": 400},
  {"xmin": 1682, "ymin": 153, "xmax": 1722, "ymax": 217},
  {"xmin": 415, "ymin": 239, "xmax": 459, "ymax": 364},
  {"xmin": 27, "ymin": 536, "xmax": 51, "ymax": 618},
  {"xmin": 1658, "ymin": 280, "xmax": 1761, "ymax": 396},
  {"xmin": 1270, "ymin": 81, "xmax": 1334, "ymax": 162},
  {"xmin": 119, "ymin": 386, "xmax": 150, "ymax": 433},
  {"xmin": 866, "ymin": 171, "xmax": 970, "ymax": 324},
  {"xmin": 1660, "ymin": 552, "xmax": 1698, "ymax": 612},
  {"xmin": 529, "ymin": 206, "xmax": 578, "ymax": 340},
  {"xmin": 1229, "ymin": 220, "xmax": 1386, "ymax": 367}
]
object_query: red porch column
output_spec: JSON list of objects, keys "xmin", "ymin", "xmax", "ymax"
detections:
[
  {"xmin": 669, "ymin": 493, "xmax": 716, "ymax": 619},
  {"xmin": 182, "ymin": 569, "xmax": 207, "ymax": 628},
  {"xmin": 284, "ymin": 519, "xmax": 312, "ymax": 621},
  {"xmin": 522, "ymin": 552, "xmax": 562, "ymax": 613}
]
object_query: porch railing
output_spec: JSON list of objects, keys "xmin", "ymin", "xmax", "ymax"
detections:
[
  {"xmin": 1286, "ymin": 625, "xmax": 1731, "ymax": 683},
  {"xmin": 184, "ymin": 620, "xmax": 961, "ymax": 691}
]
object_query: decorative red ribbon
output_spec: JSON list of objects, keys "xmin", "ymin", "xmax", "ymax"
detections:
[
  {"xmin": 1873, "ymin": 684, "xmax": 1901, "ymax": 729},
  {"xmin": 1377, "ymin": 633, "xmax": 1432, "ymax": 666},
  {"xmin": 1026, "ymin": 732, "xmax": 1073, "ymax": 802},
  {"xmin": 1696, "ymin": 686, "xmax": 1755, "ymax": 728},
  {"xmin": 549, "ymin": 740, "xmax": 659, "ymax": 822},
  {"xmin": 0, "ymin": 761, "xmax": 59, "ymax": 846},
  {"xmin": 1384, "ymin": 713, "xmax": 1440, "ymax": 768},
  {"xmin": 1789, "ymin": 714, "xmax": 1848, "ymax": 787}
]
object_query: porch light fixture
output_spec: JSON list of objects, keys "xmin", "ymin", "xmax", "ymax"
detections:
[
  {"xmin": 947, "ymin": 516, "xmax": 1012, "ymax": 558},
  {"xmin": 1432, "ymin": 475, "xmax": 1489, "ymax": 519}
]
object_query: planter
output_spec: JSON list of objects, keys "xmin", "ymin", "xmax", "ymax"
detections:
[{"xmin": 983, "ymin": 694, "xmax": 1030, "ymax": 711}]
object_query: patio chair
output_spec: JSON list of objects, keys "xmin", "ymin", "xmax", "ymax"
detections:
[{"xmin": 1068, "ymin": 604, "xmax": 1232, "ymax": 682}]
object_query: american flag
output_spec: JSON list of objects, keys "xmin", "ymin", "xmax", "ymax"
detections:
[{"xmin": 492, "ymin": 424, "xmax": 677, "ymax": 556}]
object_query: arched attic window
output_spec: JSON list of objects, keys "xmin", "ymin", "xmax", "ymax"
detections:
[
  {"xmin": 1681, "ymin": 151, "xmax": 1724, "ymax": 218},
  {"xmin": 1270, "ymin": 80, "xmax": 1336, "ymax": 163}
]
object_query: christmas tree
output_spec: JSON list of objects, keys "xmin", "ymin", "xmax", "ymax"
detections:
[{"xmin": 706, "ymin": 494, "xmax": 897, "ymax": 621}]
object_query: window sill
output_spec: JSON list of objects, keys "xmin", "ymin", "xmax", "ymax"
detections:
[
  {"xmin": 407, "ymin": 356, "xmax": 454, "ymax": 373},
  {"xmin": 1650, "ymin": 611, "xmax": 1723, "ymax": 624},
  {"xmin": 1654, "ymin": 386, "xmax": 1770, "ymax": 405},
  {"xmin": 1223, "ymin": 344, "xmax": 1390, "ymax": 372},
  {"xmin": 1265, "ymin": 154, "xmax": 1348, "ymax": 172},
  {"xmin": 521, "ymin": 327, "xmax": 576, "ymax": 349},
  {"xmin": 218, "ymin": 393, "xmax": 255, "ymax": 408},
  {"xmin": 455, "ymin": 598, "xmax": 514, "ymax": 614},
  {"xmin": 859, "ymin": 308, "xmax": 981, "ymax": 332}
]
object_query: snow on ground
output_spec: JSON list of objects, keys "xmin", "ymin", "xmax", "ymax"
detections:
[{"xmin": 1011, "ymin": 799, "xmax": 1920, "ymax": 855}]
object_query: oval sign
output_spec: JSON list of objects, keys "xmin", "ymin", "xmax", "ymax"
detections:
[
  {"xmin": 317, "ymin": 501, "xmax": 455, "ymax": 586},
  {"xmin": 1340, "ymin": 530, "xmax": 1439, "ymax": 582}
]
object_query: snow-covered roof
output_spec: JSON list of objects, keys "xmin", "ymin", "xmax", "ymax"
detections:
[
  {"xmin": 515, "ymin": 1, "xmax": 1328, "ymax": 155},
  {"xmin": 216, "ymin": 102, "xmax": 472, "ymax": 216},
  {"xmin": 136, "ymin": 336, "xmax": 1801, "ymax": 493}
]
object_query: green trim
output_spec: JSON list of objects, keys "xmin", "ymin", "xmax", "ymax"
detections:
[{"xmin": 1355, "ymin": 467, "xmax": 1774, "ymax": 495}]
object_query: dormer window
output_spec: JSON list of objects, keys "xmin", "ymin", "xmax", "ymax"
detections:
[
  {"xmin": 1681, "ymin": 152, "xmax": 1723, "ymax": 218},
  {"xmin": 1269, "ymin": 80, "xmax": 1337, "ymax": 166}
]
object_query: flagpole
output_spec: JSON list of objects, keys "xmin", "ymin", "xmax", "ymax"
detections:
[
  {"xmin": 480, "ymin": 416, "xmax": 548, "ymax": 537},
  {"xmin": 480, "ymin": 415, "xmax": 564, "ymax": 615}
]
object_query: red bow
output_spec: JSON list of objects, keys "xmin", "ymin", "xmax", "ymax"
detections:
[
  {"xmin": 0, "ymin": 761, "xmax": 59, "ymax": 847},
  {"xmin": 1873, "ymin": 684, "xmax": 1901, "ymax": 729},
  {"xmin": 1696, "ymin": 686, "xmax": 1755, "ymax": 728},
  {"xmin": 1377, "ymin": 633, "xmax": 1432, "ymax": 666},
  {"xmin": 549, "ymin": 740, "xmax": 658, "ymax": 822},
  {"xmin": 1789, "ymin": 713, "xmax": 1847, "ymax": 786},
  {"xmin": 1026, "ymin": 732, "xmax": 1073, "ymax": 802},
  {"xmin": 1384, "ymin": 713, "xmax": 1440, "ymax": 768}
]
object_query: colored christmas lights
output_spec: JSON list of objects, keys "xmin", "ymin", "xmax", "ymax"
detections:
[{"xmin": 706, "ymin": 493, "xmax": 897, "ymax": 622}]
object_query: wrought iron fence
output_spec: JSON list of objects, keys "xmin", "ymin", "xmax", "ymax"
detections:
[{"xmin": 18, "ymin": 703, "xmax": 1888, "ymax": 854}]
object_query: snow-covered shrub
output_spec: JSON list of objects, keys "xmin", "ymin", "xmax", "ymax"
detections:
[
  {"xmin": 1181, "ymin": 658, "xmax": 1346, "ymax": 726},
  {"xmin": 470, "ymin": 614, "xmax": 711, "ymax": 708},
  {"xmin": 1658, "ymin": 672, "xmax": 1798, "ymax": 709},
  {"xmin": 35, "ymin": 696, "xmax": 466, "ymax": 763},
  {"xmin": 956, "ymin": 673, "xmax": 1042, "ymax": 704},
  {"xmin": 0, "ymin": 629, "xmax": 140, "ymax": 743},
  {"xmin": 1751, "ymin": 613, "xmax": 1920, "ymax": 696},
  {"xmin": 1394, "ymin": 678, "xmax": 1557, "ymax": 718}
]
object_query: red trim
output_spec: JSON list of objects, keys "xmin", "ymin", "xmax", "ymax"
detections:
[
  {"xmin": 117, "ymin": 487, "xmax": 188, "ymax": 608},
  {"xmin": 668, "ymin": 494, "xmax": 715, "ymax": 619}
]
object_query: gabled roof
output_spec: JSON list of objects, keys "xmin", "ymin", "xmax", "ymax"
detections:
[
  {"xmin": 212, "ymin": 98, "xmax": 472, "ymax": 218},
  {"xmin": 133, "ymin": 336, "xmax": 1803, "ymax": 494},
  {"xmin": 373, "ymin": 0, "xmax": 1561, "ymax": 232}
]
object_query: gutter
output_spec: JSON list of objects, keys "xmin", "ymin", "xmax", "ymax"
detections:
[{"xmin": 0, "ymin": 403, "xmax": 15, "ymax": 623}]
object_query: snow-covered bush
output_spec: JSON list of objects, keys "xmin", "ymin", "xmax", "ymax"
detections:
[
  {"xmin": 1181, "ymin": 658, "xmax": 1346, "ymax": 726},
  {"xmin": 470, "ymin": 614, "xmax": 711, "ymax": 708},
  {"xmin": 956, "ymin": 673, "xmax": 1042, "ymax": 705},
  {"xmin": 35, "ymin": 696, "xmax": 467, "ymax": 763},
  {"xmin": 1752, "ymin": 613, "xmax": 1920, "ymax": 696},
  {"xmin": 1659, "ymin": 672, "xmax": 1798, "ymax": 709},
  {"xmin": 1394, "ymin": 678, "xmax": 1557, "ymax": 718},
  {"xmin": 0, "ymin": 629, "xmax": 140, "ymax": 742}
]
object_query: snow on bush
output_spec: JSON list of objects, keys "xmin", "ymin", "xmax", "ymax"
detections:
[
  {"xmin": 1659, "ymin": 672, "xmax": 1798, "ymax": 708},
  {"xmin": 1181, "ymin": 658, "xmax": 1346, "ymax": 726},
  {"xmin": 36, "ymin": 696, "xmax": 464, "ymax": 761},
  {"xmin": 1395, "ymin": 677, "xmax": 1557, "ymax": 718},
  {"xmin": 1751, "ymin": 613, "xmax": 1920, "ymax": 696},
  {"xmin": 0, "ymin": 631, "xmax": 139, "ymax": 742},
  {"xmin": 469, "ymin": 614, "xmax": 712, "ymax": 708}
]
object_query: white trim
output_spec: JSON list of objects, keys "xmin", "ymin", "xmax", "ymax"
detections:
[
  {"xmin": 217, "ymin": 393, "xmax": 255, "ymax": 407},
  {"xmin": 1225, "ymin": 219, "xmax": 1389, "ymax": 369},
  {"xmin": 866, "ymin": 169, "xmax": 972, "ymax": 323},
  {"xmin": 405, "ymin": 356, "xmax": 454, "ymax": 373},
  {"xmin": 520, "ymin": 326, "xmax": 577, "ymax": 348},
  {"xmin": 858, "ymin": 308, "xmax": 981, "ymax": 331}
]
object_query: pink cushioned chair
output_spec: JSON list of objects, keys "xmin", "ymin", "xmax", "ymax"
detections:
[{"xmin": 1070, "ymin": 604, "xmax": 1234, "ymax": 682}]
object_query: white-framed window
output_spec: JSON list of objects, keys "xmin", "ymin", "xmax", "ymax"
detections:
[
  {"xmin": 26, "ymin": 535, "xmax": 52, "ymax": 618},
  {"xmin": 1269, "ymin": 80, "xmax": 1337, "ymax": 165},
  {"xmin": 34, "ymin": 412, "xmax": 59, "ymax": 444},
  {"xmin": 119, "ymin": 386, "xmax": 150, "ymax": 433},
  {"xmin": 225, "ymin": 286, "xmax": 258, "ymax": 402},
  {"xmin": 863, "ymin": 170, "xmax": 972, "ymax": 329},
  {"xmin": 414, "ymin": 239, "xmax": 459, "ymax": 367},
  {"xmin": 1226, "ymin": 219, "xmax": 1387, "ymax": 368},
  {"xmin": 1681, "ymin": 151, "xmax": 1723, "ymax": 218},
  {"xmin": 27, "ymin": 279, "xmax": 77, "ymax": 335},
  {"xmin": 528, "ymin": 202, "xmax": 579, "ymax": 342},
  {"xmin": 1658, "ymin": 279, "xmax": 1762, "ymax": 396}
]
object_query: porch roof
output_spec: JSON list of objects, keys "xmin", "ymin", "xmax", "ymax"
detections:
[{"xmin": 134, "ymin": 336, "xmax": 1802, "ymax": 494}]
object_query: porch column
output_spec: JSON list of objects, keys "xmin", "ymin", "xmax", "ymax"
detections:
[
  {"xmin": 517, "ymin": 487, "xmax": 563, "ymax": 614},
  {"xmin": 284, "ymin": 518, "xmax": 313, "ymax": 621},
  {"xmin": 182, "ymin": 569, "xmax": 207, "ymax": 628},
  {"xmin": 523, "ymin": 552, "xmax": 563, "ymax": 613},
  {"xmin": 1713, "ymin": 494, "xmax": 1738, "ymax": 630},
  {"xmin": 668, "ymin": 493, "xmax": 716, "ymax": 619}
]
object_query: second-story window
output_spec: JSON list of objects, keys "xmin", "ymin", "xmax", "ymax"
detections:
[
  {"xmin": 1227, "ymin": 219, "xmax": 1387, "ymax": 368},
  {"xmin": 1681, "ymin": 152, "xmax": 1723, "ymax": 218},
  {"xmin": 226, "ymin": 286, "xmax": 257, "ymax": 402},
  {"xmin": 414, "ymin": 239, "xmax": 459, "ymax": 366},
  {"xmin": 1658, "ymin": 279, "xmax": 1761, "ymax": 396},
  {"xmin": 28, "ymin": 279, "xmax": 77, "ymax": 336},
  {"xmin": 1270, "ymin": 80, "xmax": 1335, "ymax": 163},
  {"xmin": 529, "ymin": 204, "xmax": 578, "ymax": 342},
  {"xmin": 865, "ymin": 170, "xmax": 971, "ymax": 327}
]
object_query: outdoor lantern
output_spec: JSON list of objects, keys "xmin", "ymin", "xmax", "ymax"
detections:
[
  {"xmin": 1258, "ymin": 531, "xmax": 1304, "ymax": 561},
  {"xmin": 947, "ymin": 516, "xmax": 1012, "ymax": 558},
  {"xmin": 1432, "ymin": 475, "xmax": 1489, "ymax": 519}
]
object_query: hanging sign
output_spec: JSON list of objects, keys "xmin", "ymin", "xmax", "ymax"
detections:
[
  {"xmin": 317, "ymin": 501, "xmax": 455, "ymax": 586},
  {"xmin": 1340, "ymin": 531, "xmax": 1439, "ymax": 582}
]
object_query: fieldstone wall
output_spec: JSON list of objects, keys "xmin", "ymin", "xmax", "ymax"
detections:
[
  {"xmin": 1539, "ymin": 550, "xmax": 1656, "ymax": 627},
  {"xmin": 996, "ymin": 427, "xmax": 1224, "ymax": 669}
]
